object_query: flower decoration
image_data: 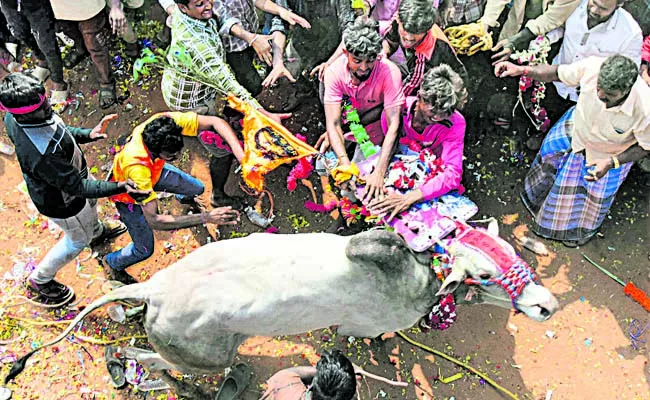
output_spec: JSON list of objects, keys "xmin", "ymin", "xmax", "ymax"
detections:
[
  {"xmin": 511, "ymin": 35, "xmax": 551, "ymax": 132},
  {"xmin": 342, "ymin": 98, "xmax": 378, "ymax": 159}
]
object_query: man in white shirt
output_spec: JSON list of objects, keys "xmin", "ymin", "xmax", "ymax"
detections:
[{"xmin": 548, "ymin": 0, "xmax": 642, "ymax": 103}]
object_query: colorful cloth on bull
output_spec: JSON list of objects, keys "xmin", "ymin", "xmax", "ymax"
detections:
[
  {"xmin": 521, "ymin": 107, "xmax": 632, "ymax": 242},
  {"xmin": 228, "ymin": 95, "xmax": 318, "ymax": 192}
]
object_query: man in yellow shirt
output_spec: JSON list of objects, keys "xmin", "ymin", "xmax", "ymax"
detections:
[
  {"xmin": 495, "ymin": 55, "xmax": 650, "ymax": 247},
  {"xmin": 103, "ymin": 112, "xmax": 242, "ymax": 282}
]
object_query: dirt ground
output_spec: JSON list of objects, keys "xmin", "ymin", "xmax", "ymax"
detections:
[{"xmin": 0, "ymin": 10, "xmax": 648, "ymax": 400}]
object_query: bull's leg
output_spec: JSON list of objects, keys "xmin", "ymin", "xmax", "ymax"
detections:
[
  {"xmin": 158, "ymin": 370, "xmax": 212, "ymax": 400},
  {"xmin": 136, "ymin": 352, "xmax": 176, "ymax": 371}
]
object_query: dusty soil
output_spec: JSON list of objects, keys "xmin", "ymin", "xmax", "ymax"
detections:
[{"xmin": 0, "ymin": 10, "xmax": 648, "ymax": 400}]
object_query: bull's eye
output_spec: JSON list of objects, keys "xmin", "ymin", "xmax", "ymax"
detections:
[{"xmin": 479, "ymin": 274, "xmax": 491, "ymax": 280}]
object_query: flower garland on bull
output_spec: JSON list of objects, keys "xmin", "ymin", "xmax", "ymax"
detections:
[{"xmin": 511, "ymin": 35, "xmax": 551, "ymax": 133}]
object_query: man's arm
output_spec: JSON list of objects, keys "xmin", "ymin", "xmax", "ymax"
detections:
[
  {"xmin": 382, "ymin": 21, "xmax": 400, "ymax": 58},
  {"xmin": 525, "ymin": 0, "xmax": 581, "ymax": 37},
  {"xmin": 620, "ymin": 31, "xmax": 643, "ymax": 67},
  {"xmin": 373, "ymin": 105, "xmax": 401, "ymax": 177},
  {"xmin": 141, "ymin": 198, "xmax": 205, "ymax": 231},
  {"xmin": 255, "ymin": 0, "xmax": 310, "ymax": 28},
  {"xmin": 325, "ymin": 103, "xmax": 349, "ymax": 166},
  {"xmin": 141, "ymin": 198, "xmax": 240, "ymax": 230},
  {"xmin": 494, "ymin": 61, "xmax": 560, "ymax": 82},
  {"xmin": 362, "ymin": 104, "xmax": 401, "ymax": 202},
  {"xmin": 197, "ymin": 115, "xmax": 245, "ymax": 162},
  {"xmin": 35, "ymin": 157, "xmax": 127, "ymax": 198},
  {"xmin": 586, "ymin": 144, "xmax": 650, "ymax": 181},
  {"xmin": 65, "ymin": 126, "xmax": 94, "ymax": 144},
  {"xmin": 481, "ymin": 0, "xmax": 513, "ymax": 29},
  {"xmin": 191, "ymin": 37, "xmax": 262, "ymax": 108}
]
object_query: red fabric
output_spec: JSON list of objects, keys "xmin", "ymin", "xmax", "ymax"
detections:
[
  {"xmin": 642, "ymin": 35, "xmax": 650, "ymax": 63},
  {"xmin": 455, "ymin": 223, "xmax": 515, "ymax": 272}
]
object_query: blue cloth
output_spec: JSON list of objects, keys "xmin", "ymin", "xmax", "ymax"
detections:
[
  {"xmin": 521, "ymin": 107, "xmax": 632, "ymax": 241},
  {"xmin": 105, "ymin": 163, "xmax": 204, "ymax": 270}
]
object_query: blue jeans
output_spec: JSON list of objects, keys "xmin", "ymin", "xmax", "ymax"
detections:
[{"xmin": 105, "ymin": 164, "xmax": 204, "ymax": 270}]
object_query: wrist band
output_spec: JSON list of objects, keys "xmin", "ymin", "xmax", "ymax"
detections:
[
  {"xmin": 523, "ymin": 67, "xmax": 529, "ymax": 76},
  {"xmin": 249, "ymin": 34, "xmax": 259, "ymax": 46},
  {"xmin": 201, "ymin": 212, "xmax": 206, "ymax": 225},
  {"xmin": 324, "ymin": 184, "xmax": 332, "ymax": 193},
  {"xmin": 612, "ymin": 156, "xmax": 620, "ymax": 169}
]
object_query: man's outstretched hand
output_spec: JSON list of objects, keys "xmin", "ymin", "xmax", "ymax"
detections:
[
  {"xmin": 205, "ymin": 206, "xmax": 240, "ymax": 225},
  {"xmin": 90, "ymin": 114, "xmax": 119, "ymax": 140}
]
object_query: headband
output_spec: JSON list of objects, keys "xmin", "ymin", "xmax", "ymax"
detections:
[{"xmin": 0, "ymin": 94, "xmax": 46, "ymax": 115}]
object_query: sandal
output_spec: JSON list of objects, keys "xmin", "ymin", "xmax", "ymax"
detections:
[
  {"xmin": 104, "ymin": 345, "xmax": 127, "ymax": 389},
  {"xmin": 63, "ymin": 49, "xmax": 88, "ymax": 69},
  {"xmin": 99, "ymin": 84, "xmax": 117, "ymax": 109},
  {"xmin": 50, "ymin": 88, "xmax": 69, "ymax": 113},
  {"xmin": 31, "ymin": 66, "xmax": 50, "ymax": 84},
  {"xmin": 214, "ymin": 363, "xmax": 252, "ymax": 400}
]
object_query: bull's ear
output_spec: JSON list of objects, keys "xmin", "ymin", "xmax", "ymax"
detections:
[{"xmin": 435, "ymin": 268, "xmax": 466, "ymax": 296}]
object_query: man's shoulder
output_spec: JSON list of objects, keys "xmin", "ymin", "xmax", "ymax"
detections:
[
  {"xmin": 614, "ymin": 8, "xmax": 643, "ymax": 35},
  {"xmin": 375, "ymin": 57, "xmax": 402, "ymax": 79}
]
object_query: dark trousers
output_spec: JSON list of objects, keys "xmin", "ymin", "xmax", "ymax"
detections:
[
  {"xmin": 225, "ymin": 47, "xmax": 263, "ymax": 97},
  {"xmin": 56, "ymin": 9, "xmax": 113, "ymax": 86},
  {"xmin": 0, "ymin": 0, "xmax": 64, "ymax": 83}
]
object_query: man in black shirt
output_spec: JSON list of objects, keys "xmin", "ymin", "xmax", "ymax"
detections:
[{"xmin": 0, "ymin": 72, "xmax": 145, "ymax": 306}]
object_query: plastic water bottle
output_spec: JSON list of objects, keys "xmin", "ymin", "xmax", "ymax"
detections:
[
  {"xmin": 0, "ymin": 386, "xmax": 12, "ymax": 400},
  {"xmin": 137, "ymin": 378, "xmax": 170, "ymax": 391},
  {"xmin": 107, "ymin": 304, "xmax": 126, "ymax": 324}
]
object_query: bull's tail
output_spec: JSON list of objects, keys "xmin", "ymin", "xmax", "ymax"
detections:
[{"xmin": 4, "ymin": 281, "xmax": 149, "ymax": 384}]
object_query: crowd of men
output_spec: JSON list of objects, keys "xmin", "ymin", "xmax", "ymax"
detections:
[{"xmin": 0, "ymin": 0, "xmax": 648, "ymax": 398}]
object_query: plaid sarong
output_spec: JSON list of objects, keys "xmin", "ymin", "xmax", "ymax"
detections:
[{"xmin": 521, "ymin": 107, "xmax": 632, "ymax": 242}]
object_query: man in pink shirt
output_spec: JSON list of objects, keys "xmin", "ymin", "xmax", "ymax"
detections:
[
  {"xmin": 323, "ymin": 17, "xmax": 404, "ymax": 201},
  {"xmin": 370, "ymin": 64, "xmax": 467, "ymax": 220}
]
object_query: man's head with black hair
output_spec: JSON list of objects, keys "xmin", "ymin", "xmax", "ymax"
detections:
[
  {"xmin": 175, "ymin": 0, "xmax": 213, "ymax": 20},
  {"xmin": 397, "ymin": 0, "xmax": 437, "ymax": 49},
  {"xmin": 142, "ymin": 117, "xmax": 185, "ymax": 161},
  {"xmin": 310, "ymin": 350, "xmax": 356, "ymax": 400},
  {"xmin": 0, "ymin": 72, "xmax": 51, "ymax": 123}
]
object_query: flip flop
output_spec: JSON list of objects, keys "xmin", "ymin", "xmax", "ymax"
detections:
[
  {"xmin": 104, "ymin": 345, "xmax": 127, "ymax": 389},
  {"xmin": 214, "ymin": 363, "xmax": 252, "ymax": 400},
  {"xmin": 31, "ymin": 66, "xmax": 50, "ymax": 83},
  {"xmin": 50, "ymin": 88, "xmax": 69, "ymax": 113},
  {"xmin": 99, "ymin": 84, "xmax": 117, "ymax": 109}
]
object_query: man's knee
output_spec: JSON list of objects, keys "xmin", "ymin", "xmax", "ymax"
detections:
[{"xmin": 133, "ymin": 239, "xmax": 155, "ymax": 261}]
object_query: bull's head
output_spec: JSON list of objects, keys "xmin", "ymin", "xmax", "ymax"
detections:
[{"xmin": 435, "ymin": 222, "xmax": 559, "ymax": 322}]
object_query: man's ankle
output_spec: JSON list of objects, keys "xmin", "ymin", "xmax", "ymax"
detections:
[{"xmin": 51, "ymin": 81, "xmax": 68, "ymax": 91}]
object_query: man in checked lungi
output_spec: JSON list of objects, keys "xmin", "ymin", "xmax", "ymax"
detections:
[{"xmin": 494, "ymin": 55, "xmax": 650, "ymax": 247}]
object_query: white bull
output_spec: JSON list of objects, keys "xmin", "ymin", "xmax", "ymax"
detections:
[{"xmin": 6, "ymin": 229, "xmax": 558, "ymax": 393}]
